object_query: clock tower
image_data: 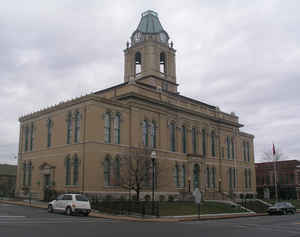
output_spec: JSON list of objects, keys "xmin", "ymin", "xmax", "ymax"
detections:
[{"xmin": 124, "ymin": 10, "xmax": 178, "ymax": 93}]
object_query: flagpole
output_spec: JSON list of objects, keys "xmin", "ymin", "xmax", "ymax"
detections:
[{"xmin": 273, "ymin": 143, "xmax": 278, "ymax": 202}]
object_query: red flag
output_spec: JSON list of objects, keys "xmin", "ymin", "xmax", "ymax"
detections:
[{"xmin": 272, "ymin": 144, "xmax": 276, "ymax": 155}]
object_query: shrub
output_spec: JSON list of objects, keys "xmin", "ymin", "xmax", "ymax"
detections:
[
  {"xmin": 159, "ymin": 195, "xmax": 165, "ymax": 202},
  {"xmin": 168, "ymin": 195, "xmax": 174, "ymax": 202},
  {"xmin": 144, "ymin": 194, "xmax": 151, "ymax": 201}
]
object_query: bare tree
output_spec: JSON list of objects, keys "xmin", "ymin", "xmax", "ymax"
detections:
[
  {"xmin": 119, "ymin": 147, "xmax": 160, "ymax": 201},
  {"xmin": 262, "ymin": 146, "xmax": 287, "ymax": 162}
]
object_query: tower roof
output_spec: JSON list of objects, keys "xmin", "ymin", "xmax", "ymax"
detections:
[
  {"xmin": 137, "ymin": 10, "xmax": 165, "ymax": 34},
  {"xmin": 131, "ymin": 10, "xmax": 169, "ymax": 45}
]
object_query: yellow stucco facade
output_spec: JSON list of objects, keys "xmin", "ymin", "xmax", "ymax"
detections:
[{"xmin": 16, "ymin": 10, "xmax": 256, "ymax": 201}]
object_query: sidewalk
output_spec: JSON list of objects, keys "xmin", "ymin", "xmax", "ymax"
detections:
[{"xmin": 1, "ymin": 199, "xmax": 298, "ymax": 223}]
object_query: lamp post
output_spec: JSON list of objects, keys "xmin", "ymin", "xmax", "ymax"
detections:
[
  {"xmin": 151, "ymin": 151, "xmax": 157, "ymax": 215},
  {"xmin": 218, "ymin": 179, "xmax": 222, "ymax": 192}
]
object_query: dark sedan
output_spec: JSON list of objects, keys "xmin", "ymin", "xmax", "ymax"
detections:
[{"xmin": 267, "ymin": 202, "xmax": 296, "ymax": 215}]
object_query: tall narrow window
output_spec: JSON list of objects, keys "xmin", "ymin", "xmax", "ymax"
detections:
[
  {"xmin": 247, "ymin": 142, "xmax": 250, "ymax": 162},
  {"xmin": 193, "ymin": 164, "xmax": 200, "ymax": 189},
  {"xmin": 150, "ymin": 121, "xmax": 156, "ymax": 148},
  {"xmin": 160, "ymin": 52, "xmax": 166, "ymax": 73},
  {"xmin": 24, "ymin": 125, "xmax": 29, "ymax": 152},
  {"xmin": 202, "ymin": 129, "xmax": 206, "ymax": 157},
  {"xmin": 66, "ymin": 112, "xmax": 72, "ymax": 144},
  {"xmin": 231, "ymin": 137, "xmax": 235, "ymax": 160},
  {"xmin": 65, "ymin": 156, "xmax": 71, "ymax": 185},
  {"xmin": 207, "ymin": 166, "xmax": 211, "ymax": 188},
  {"xmin": 30, "ymin": 123, "xmax": 34, "ymax": 151},
  {"xmin": 182, "ymin": 125, "xmax": 187, "ymax": 153},
  {"xmin": 229, "ymin": 168, "xmax": 233, "ymax": 190},
  {"xmin": 104, "ymin": 113, "xmax": 111, "ymax": 143},
  {"xmin": 23, "ymin": 162, "xmax": 26, "ymax": 186},
  {"xmin": 104, "ymin": 156, "xmax": 111, "ymax": 186},
  {"xmin": 135, "ymin": 52, "xmax": 141, "ymax": 75},
  {"xmin": 74, "ymin": 111, "xmax": 80, "ymax": 143},
  {"xmin": 212, "ymin": 167, "xmax": 216, "ymax": 188},
  {"xmin": 114, "ymin": 114, "xmax": 120, "ymax": 144},
  {"xmin": 192, "ymin": 127, "xmax": 197, "ymax": 153},
  {"xmin": 175, "ymin": 163, "xmax": 180, "ymax": 187},
  {"xmin": 73, "ymin": 155, "xmax": 79, "ymax": 185},
  {"xmin": 47, "ymin": 119, "xmax": 52, "ymax": 148},
  {"xmin": 142, "ymin": 120, "xmax": 148, "ymax": 146},
  {"xmin": 114, "ymin": 157, "xmax": 120, "ymax": 186},
  {"xmin": 248, "ymin": 169, "xmax": 252, "ymax": 188},
  {"xmin": 226, "ymin": 136, "xmax": 230, "ymax": 160},
  {"xmin": 182, "ymin": 165, "xmax": 186, "ymax": 188},
  {"xmin": 28, "ymin": 161, "xmax": 32, "ymax": 186},
  {"xmin": 211, "ymin": 131, "xmax": 216, "ymax": 157},
  {"xmin": 243, "ymin": 141, "xmax": 247, "ymax": 161},
  {"xmin": 170, "ymin": 122, "xmax": 176, "ymax": 152}
]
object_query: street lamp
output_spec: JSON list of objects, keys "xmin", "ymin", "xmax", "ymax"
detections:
[
  {"xmin": 218, "ymin": 178, "xmax": 222, "ymax": 193},
  {"xmin": 151, "ymin": 151, "xmax": 157, "ymax": 215}
]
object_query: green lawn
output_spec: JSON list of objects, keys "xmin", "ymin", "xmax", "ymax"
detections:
[{"xmin": 158, "ymin": 201, "xmax": 248, "ymax": 216}]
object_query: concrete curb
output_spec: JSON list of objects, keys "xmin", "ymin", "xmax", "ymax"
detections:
[{"xmin": 1, "ymin": 200, "xmax": 298, "ymax": 223}]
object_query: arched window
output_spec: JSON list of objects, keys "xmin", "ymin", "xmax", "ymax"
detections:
[
  {"xmin": 231, "ymin": 137, "xmax": 235, "ymax": 160},
  {"xmin": 226, "ymin": 136, "xmax": 230, "ymax": 159},
  {"xmin": 160, "ymin": 52, "xmax": 166, "ymax": 73},
  {"xmin": 104, "ymin": 113, "xmax": 111, "ymax": 143},
  {"xmin": 23, "ymin": 162, "xmax": 26, "ymax": 186},
  {"xmin": 114, "ymin": 114, "xmax": 120, "ymax": 144},
  {"xmin": 182, "ymin": 125, "xmax": 187, "ymax": 153},
  {"xmin": 24, "ymin": 125, "xmax": 29, "ymax": 152},
  {"xmin": 243, "ymin": 141, "xmax": 246, "ymax": 161},
  {"xmin": 47, "ymin": 118, "xmax": 52, "ymax": 148},
  {"xmin": 182, "ymin": 165, "xmax": 186, "ymax": 188},
  {"xmin": 66, "ymin": 112, "xmax": 72, "ymax": 144},
  {"xmin": 192, "ymin": 127, "xmax": 197, "ymax": 153},
  {"xmin": 114, "ymin": 157, "xmax": 120, "ymax": 186},
  {"xmin": 30, "ymin": 123, "xmax": 34, "ymax": 151},
  {"xmin": 211, "ymin": 131, "xmax": 216, "ymax": 157},
  {"xmin": 142, "ymin": 120, "xmax": 148, "ymax": 146},
  {"xmin": 135, "ymin": 52, "xmax": 142, "ymax": 75},
  {"xmin": 202, "ymin": 129, "xmax": 206, "ymax": 157},
  {"xmin": 170, "ymin": 122, "xmax": 176, "ymax": 152},
  {"xmin": 193, "ymin": 164, "xmax": 200, "ymax": 189},
  {"xmin": 150, "ymin": 121, "xmax": 156, "ymax": 148},
  {"xmin": 73, "ymin": 155, "xmax": 79, "ymax": 185},
  {"xmin": 28, "ymin": 161, "xmax": 32, "ymax": 186},
  {"xmin": 74, "ymin": 111, "xmax": 80, "ymax": 143},
  {"xmin": 104, "ymin": 156, "xmax": 111, "ymax": 186},
  {"xmin": 247, "ymin": 142, "xmax": 250, "ymax": 162},
  {"xmin": 65, "ymin": 156, "xmax": 71, "ymax": 185},
  {"xmin": 206, "ymin": 166, "xmax": 211, "ymax": 188},
  {"xmin": 175, "ymin": 163, "xmax": 180, "ymax": 187}
]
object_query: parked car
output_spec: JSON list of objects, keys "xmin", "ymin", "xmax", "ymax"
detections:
[
  {"xmin": 48, "ymin": 194, "xmax": 91, "ymax": 216},
  {"xmin": 267, "ymin": 202, "xmax": 296, "ymax": 215}
]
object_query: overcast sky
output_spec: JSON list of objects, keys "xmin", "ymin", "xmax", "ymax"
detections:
[{"xmin": 1, "ymin": 0, "xmax": 299, "ymax": 164}]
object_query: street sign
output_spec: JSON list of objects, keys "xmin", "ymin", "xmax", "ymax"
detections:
[{"xmin": 193, "ymin": 188, "xmax": 201, "ymax": 204}]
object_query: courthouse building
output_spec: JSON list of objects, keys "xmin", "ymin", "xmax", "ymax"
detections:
[{"xmin": 16, "ymin": 10, "xmax": 256, "ymax": 200}]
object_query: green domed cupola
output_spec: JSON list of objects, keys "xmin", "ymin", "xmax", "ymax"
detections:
[{"xmin": 131, "ymin": 10, "xmax": 169, "ymax": 45}]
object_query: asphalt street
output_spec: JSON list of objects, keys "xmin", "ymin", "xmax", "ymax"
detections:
[{"xmin": 0, "ymin": 203, "xmax": 300, "ymax": 237}]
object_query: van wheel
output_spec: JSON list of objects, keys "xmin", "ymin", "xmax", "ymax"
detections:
[
  {"xmin": 48, "ymin": 205, "xmax": 53, "ymax": 213},
  {"xmin": 66, "ymin": 207, "xmax": 72, "ymax": 216}
]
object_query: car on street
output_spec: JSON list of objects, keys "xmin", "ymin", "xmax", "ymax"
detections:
[
  {"xmin": 267, "ymin": 202, "xmax": 296, "ymax": 215},
  {"xmin": 48, "ymin": 193, "xmax": 91, "ymax": 216}
]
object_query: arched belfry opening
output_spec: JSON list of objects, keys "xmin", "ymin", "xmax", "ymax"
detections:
[
  {"xmin": 124, "ymin": 10, "xmax": 177, "ymax": 92},
  {"xmin": 160, "ymin": 52, "xmax": 166, "ymax": 73},
  {"xmin": 135, "ymin": 52, "xmax": 142, "ymax": 75}
]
